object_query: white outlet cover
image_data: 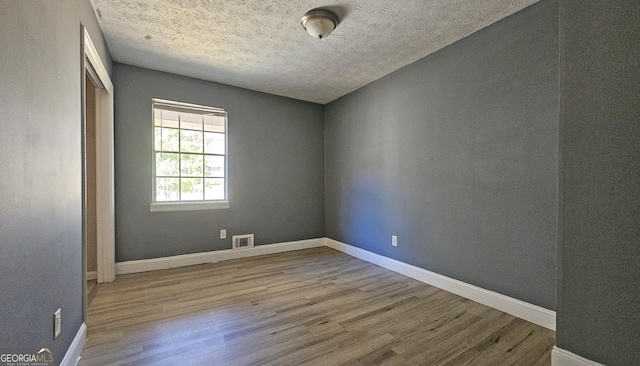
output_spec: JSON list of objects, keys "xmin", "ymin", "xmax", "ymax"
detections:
[
  {"xmin": 54, "ymin": 308, "xmax": 61, "ymax": 338},
  {"xmin": 392, "ymin": 235, "xmax": 398, "ymax": 247},
  {"xmin": 220, "ymin": 229, "xmax": 227, "ymax": 239}
]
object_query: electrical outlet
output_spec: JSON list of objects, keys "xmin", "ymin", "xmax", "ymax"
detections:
[
  {"xmin": 220, "ymin": 229, "xmax": 227, "ymax": 239},
  {"xmin": 54, "ymin": 309, "xmax": 61, "ymax": 339},
  {"xmin": 392, "ymin": 235, "xmax": 398, "ymax": 247}
]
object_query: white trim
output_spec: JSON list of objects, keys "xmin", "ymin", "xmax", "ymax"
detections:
[
  {"xmin": 86, "ymin": 271, "xmax": 97, "ymax": 281},
  {"xmin": 552, "ymin": 346, "xmax": 606, "ymax": 366},
  {"xmin": 83, "ymin": 29, "xmax": 112, "ymax": 94},
  {"xmin": 116, "ymin": 238, "xmax": 325, "ymax": 275},
  {"xmin": 150, "ymin": 201, "xmax": 229, "ymax": 212},
  {"xmin": 60, "ymin": 322, "xmax": 86, "ymax": 366},
  {"xmin": 152, "ymin": 98, "xmax": 227, "ymax": 114},
  {"xmin": 84, "ymin": 28, "xmax": 115, "ymax": 283},
  {"xmin": 325, "ymin": 238, "xmax": 556, "ymax": 331}
]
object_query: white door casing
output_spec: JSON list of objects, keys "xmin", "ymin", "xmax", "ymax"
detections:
[{"xmin": 83, "ymin": 27, "xmax": 115, "ymax": 283}]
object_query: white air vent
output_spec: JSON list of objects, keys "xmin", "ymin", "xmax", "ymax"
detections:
[{"xmin": 232, "ymin": 234, "xmax": 254, "ymax": 250}]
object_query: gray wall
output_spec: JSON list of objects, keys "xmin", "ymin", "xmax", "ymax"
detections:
[
  {"xmin": 0, "ymin": 0, "xmax": 111, "ymax": 364},
  {"xmin": 557, "ymin": 0, "xmax": 640, "ymax": 364},
  {"xmin": 113, "ymin": 64, "xmax": 325, "ymax": 262},
  {"xmin": 325, "ymin": 0, "xmax": 558, "ymax": 310}
]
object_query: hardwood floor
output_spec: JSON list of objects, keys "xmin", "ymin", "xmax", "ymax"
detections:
[
  {"xmin": 87, "ymin": 279, "xmax": 100, "ymax": 307},
  {"xmin": 79, "ymin": 247, "xmax": 554, "ymax": 365}
]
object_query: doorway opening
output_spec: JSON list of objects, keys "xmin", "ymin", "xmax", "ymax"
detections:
[
  {"xmin": 85, "ymin": 73, "xmax": 99, "ymax": 305},
  {"xmin": 81, "ymin": 26, "xmax": 115, "ymax": 321}
]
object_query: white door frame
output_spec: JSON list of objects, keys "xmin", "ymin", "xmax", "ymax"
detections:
[{"xmin": 83, "ymin": 27, "xmax": 115, "ymax": 283}]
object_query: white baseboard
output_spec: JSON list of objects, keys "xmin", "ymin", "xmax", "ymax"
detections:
[
  {"xmin": 86, "ymin": 271, "xmax": 97, "ymax": 281},
  {"xmin": 552, "ymin": 346, "xmax": 606, "ymax": 366},
  {"xmin": 60, "ymin": 322, "xmax": 86, "ymax": 366},
  {"xmin": 116, "ymin": 238, "xmax": 325, "ymax": 275},
  {"xmin": 325, "ymin": 238, "xmax": 556, "ymax": 331},
  {"xmin": 114, "ymin": 237, "xmax": 555, "ymax": 331}
]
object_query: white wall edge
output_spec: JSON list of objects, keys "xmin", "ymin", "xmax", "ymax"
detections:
[
  {"xmin": 86, "ymin": 271, "xmax": 97, "ymax": 281},
  {"xmin": 60, "ymin": 322, "xmax": 86, "ymax": 366},
  {"xmin": 325, "ymin": 238, "xmax": 556, "ymax": 331},
  {"xmin": 116, "ymin": 238, "xmax": 325, "ymax": 275},
  {"xmin": 552, "ymin": 346, "xmax": 606, "ymax": 366}
]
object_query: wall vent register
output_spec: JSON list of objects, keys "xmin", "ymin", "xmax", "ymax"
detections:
[{"xmin": 232, "ymin": 234, "xmax": 254, "ymax": 250}]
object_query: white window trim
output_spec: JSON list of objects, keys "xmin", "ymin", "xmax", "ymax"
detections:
[
  {"xmin": 150, "ymin": 201, "xmax": 229, "ymax": 212},
  {"xmin": 150, "ymin": 98, "xmax": 229, "ymax": 212}
]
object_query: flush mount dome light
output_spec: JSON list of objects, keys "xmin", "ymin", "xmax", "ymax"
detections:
[{"xmin": 301, "ymin": 9, "xmax": 339, "ymax": 39}]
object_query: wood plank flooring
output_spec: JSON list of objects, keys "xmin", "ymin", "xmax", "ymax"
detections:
[
  {"xmin": 87, "ymin": 279, "xmax": 100, "ymax": 306},
  {"xmin": 79, "ymin": 247, "xmax": 554, "ymax": 365}
]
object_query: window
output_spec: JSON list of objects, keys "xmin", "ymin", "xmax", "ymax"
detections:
[{"xmin": 150, "ymin": 99, "xmax": 228, "ymax": 212}]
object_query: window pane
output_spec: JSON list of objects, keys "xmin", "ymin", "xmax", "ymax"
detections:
[
  {"xmin": 153, "ymin": 100, "xmax": 227, "ymax": 204},
  {"xmin": 205, "ymin": 178, "xmax": 225, "ymax": 200},
  {"xmin": 156, "ymin": 152, "xmax": 179, "ymax": 176},
  {"xmin": 160, "ymin": 109, "xmax": 179, "ymax": 128},
  {"xmin": 204, "ymin": 114, "xmax": 225, "ymax": 132},
  {"xmin": 180, "ymin": 112, "xmax": 203, "ymax": 131},
  {"xmin": 204, "ymin": 132, "xmax": 225, "ymax": 155},
  {"xmin": 181, "ymin": 178, "xmax": 203, "ymax": 200},
  {"xmin": 156, "ymin": 178, "xmax": 179, "ymax": 201},
  {"xmin": 180, "ymin": 153, "xmax": 203, "ymax": 177},
  {"xmin": 205, "ymin": 155, "xmax": 225, "ymax": 177},
  {"xmin": 180, "ymin": 130, "xmax": 202, "ymax": 153},
  {"xmin": 155, "ymin": 127, "xmax": 179, "ymax": 152},
  {"xmin": 154, "ymin": 127, "xmax": 162, "ymax": 151}
]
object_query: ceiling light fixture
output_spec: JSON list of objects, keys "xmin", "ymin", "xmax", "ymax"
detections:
[{"xmin": 301, "ymin": 9, "xmax": 339, "ymax": 39}]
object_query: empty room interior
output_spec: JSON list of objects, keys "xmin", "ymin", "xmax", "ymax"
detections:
[{"xmin": 1, "ymin": 0, "xmax": 638, "ymax": 365}]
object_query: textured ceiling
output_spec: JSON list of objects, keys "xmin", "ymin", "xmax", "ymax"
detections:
[{"xmin": 92, "ymin": 0, "xmax": 538, "ymax": 104}]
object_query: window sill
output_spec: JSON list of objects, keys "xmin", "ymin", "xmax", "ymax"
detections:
[{"xmin": 150, "ymin": 201, "xmax": 229, "ymax": 212}]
